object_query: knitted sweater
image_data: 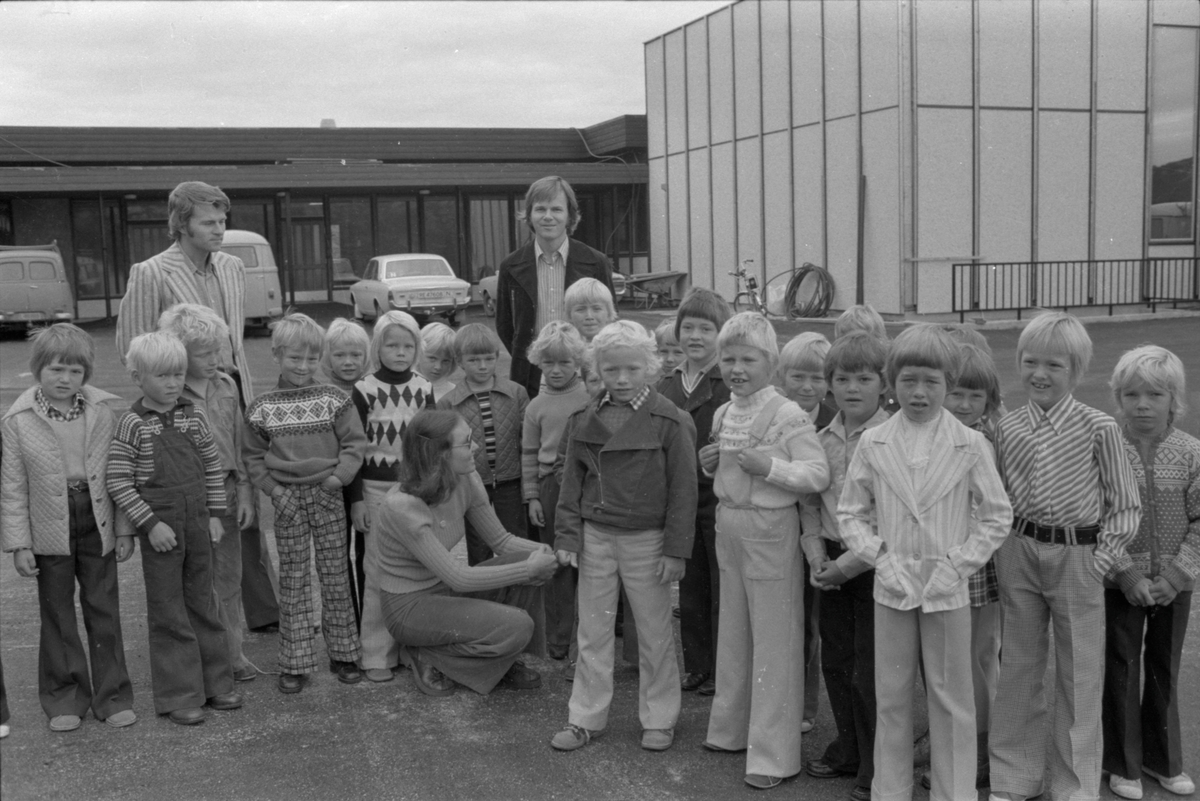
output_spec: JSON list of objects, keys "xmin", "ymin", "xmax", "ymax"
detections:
[
  {"xmin": 1, "ymin": 385, "xmax": 135, "ymax": 556},
  {"xmin": 437, "ymin": 377, "xmax": 529, "ymax": 485},
  {"xmin": 1109, "ymin": 426, "xmax": 1200, "ymax": 593},
  {"xmin": 108, "ymin": 397, "xmax": 227, "ymax": 535},
  {"xmin": 243, "ymin": 379, "xmax": 367, "ymax": 494},
  {"xmin": 522, "ymin": 376, "xmax": 589, "ymax": 499},
  {"xmin": 353, "ymin": 367, "xmax": 434, "ymax": 484}
]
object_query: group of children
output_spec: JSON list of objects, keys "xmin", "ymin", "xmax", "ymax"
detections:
[{"xmin": 0, "ymin": 284, "xmax": 1195, "ymax": 801}]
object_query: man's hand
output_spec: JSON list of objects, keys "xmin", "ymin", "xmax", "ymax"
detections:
[
  {"xmin": 13, "ymin": 549, "xmax": 38, "ymax": 577},
  {"xmin": 526, "ymin": 551, "xmax": 559, "ymax": 585},
  {"xmin": 657, "ymin": 555, "xmax": 685, "ymax": 584},
  {"xmin": 148, "ymin": 522, "xmax": 177, "ymax": 553},
  {"xmin": 528, "ymin": 499, "xmax": 544, "ymax": 528}
]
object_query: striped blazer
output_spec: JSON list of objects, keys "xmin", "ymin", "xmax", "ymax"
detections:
[
  {"xmin": 116, "ymin": 242, "xmax": 252, "ymax": 406},
  {"xmin": 838, "ymin": 408, "xmax": 1013, "ymax": 612}
]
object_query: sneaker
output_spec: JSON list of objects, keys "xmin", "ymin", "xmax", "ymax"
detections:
[
  {"xmin": 49, "ymin": 715, "xmax": 81, "ymax": 732},
  {"xmin": 1143, "ymin": 769, "xmax": 1195, "ymax": 796},
  {"xmin": 496, "ymin": 661, "xmax": 542, "ymax": 691},
  {"xmin": 1109, "ymin": 775, "xmax": 1143, "ymax": 800},
  {"xmin": 641, "ymin": 728, "xmax": 674, "ymax": 751},
  {"xmin": 551, "ymin": 724, "xmax": 600, "ymax": 751},
  {"xmin": 104, "ymin": 709, "xmax": 137, "ymax": 728},
  {"xmin": 800, "ymin": 718, "xmax": 815, "ymax": 734},
  {"xmin": 0, "ymin": 724, "xmax": 9, "ymax": 739},
  {"xmin": 365, "ymin": 668, "xmax": 395, "ymax": 683}
]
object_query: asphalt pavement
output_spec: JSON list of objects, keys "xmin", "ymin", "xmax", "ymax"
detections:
[{"xmin": 0, "ymin": 304, "xmax": 1197, "ymax": 801}]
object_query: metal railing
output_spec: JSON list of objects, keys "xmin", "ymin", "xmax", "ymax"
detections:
[{"xmin": 951, "ymin": 257, "xmax": 1200, "ymax": 322}]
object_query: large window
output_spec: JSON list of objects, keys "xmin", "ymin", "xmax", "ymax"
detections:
[
  {"xmin": 468, "ymin": 196, "xmax": 512, "ymax": 283},
  {"xmin": 1150, "ymin": 26, "xmax": 1198, "ymax": 242},
  {"xmin": 377, "ymin": 197, "xmax": 417, "ymax": 255},
  {"xmin": 329, "ymin": 196, "xmax": 373, "ymax": 285}
]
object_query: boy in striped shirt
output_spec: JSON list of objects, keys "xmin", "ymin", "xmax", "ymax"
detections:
[{"xmin": 989, "ymin": 311, "xmax": 1141, "ymax": 801}]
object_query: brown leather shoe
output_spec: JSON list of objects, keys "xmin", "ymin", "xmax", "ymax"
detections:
[
  {"xmin": 207, "ymin": 692, "xmax": 243, "ymax": 711},
  {"xmin": 495, "ymin": 661, "xmax": 542, "ymax": 691},
  {"xmin": 408, "ymin": 649, "xmax": 456, "ymax": 697},
  {"xmin": 167, "ymin": 707, "xmax": 206, "ymax": 726}
]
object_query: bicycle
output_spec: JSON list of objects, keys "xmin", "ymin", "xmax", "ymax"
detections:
[{"xmin": 728, "ymin": 259, "xmax": 837, "ymax": 319}]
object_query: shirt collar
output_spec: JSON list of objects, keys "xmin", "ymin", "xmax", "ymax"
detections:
[
  {"xmin": 176, "ymin": 242, "xmax": 214, "ymax": 274},
  {"xmin": 1025, "ymin": 394, "xmax": 1076, "ymax": 434},
  {"xmin": 600, "ymin": 384, "xmax": 650, "ymax": 411},
  {"xmin": 534, "ymin": 238, "xmax": 570, "ymax": 265},
  {"xmin": 35, "ymin": 388, "xmax": 84, "ymax": 422}
]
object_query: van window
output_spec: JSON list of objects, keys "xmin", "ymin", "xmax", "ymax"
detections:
[
  {"xmin": 0, "ymin": 261, "xmax": 23, "ymax": 281},
  {"xmin": 29, "ymin": 260, "xmax": 58, "ymax": 280},
  {"xmin": 221, "ymin": 245, "xmax": 259, "ymax": 268}
]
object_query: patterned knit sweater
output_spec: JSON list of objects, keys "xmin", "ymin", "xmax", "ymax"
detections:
[
  {"xmin": 437, "ymin": 376, "xmax": 529, "ymax": 485},
  {"xmin": 352, "ymin": 367, "xmax": 434, "ymax": 484},
  {"xmin": 243, "ymin": 379, "xmax": 367, "ymax": 494},
  {"xmin": 521, "ymin": 376, "xmax": 589, "ymax": 498},
  {"xmin": 1109, "ymin": 426, "xmax": 1200, "ymax": 593},
  {"xmin": 108, "ymin": 397, "xmax": 226, "ymax": 535}
]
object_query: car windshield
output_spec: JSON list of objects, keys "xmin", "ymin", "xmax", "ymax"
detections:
[{"xmin": 384, "ymin": 259, "xmax": 451, "ymax": 280}]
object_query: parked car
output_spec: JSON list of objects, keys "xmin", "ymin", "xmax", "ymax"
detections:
[
  {"xmin": 476, "ymin": 269, "xmax": 626, "ymax": 317},
  {"xmin": 0, "ymin": 242, "xmax": 74, "ymax": 329},
  {"xmin": 349, "ymin": 253, "xmax": 470, "ymax": 326},
  {"xmin": 219, "ymin": 230, "xmax": 283, "ymax": 330}
]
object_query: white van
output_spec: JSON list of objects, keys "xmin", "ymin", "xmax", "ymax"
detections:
[
  {"xmin": 0, "ymin": 242, "xmax": 74, "ymax": 329},
  {"xmin": 220, "ymin": 230, "xmax": 283, "ymax": 330}
]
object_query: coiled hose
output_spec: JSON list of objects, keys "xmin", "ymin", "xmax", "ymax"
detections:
[{"xmin": 784, "ymin": 262, "xmax": 837, "ymax": 319}]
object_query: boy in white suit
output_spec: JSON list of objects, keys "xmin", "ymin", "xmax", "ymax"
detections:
[{"xmin": 838, "ymin": 325, "xmax": 1012, "ymax": 801}]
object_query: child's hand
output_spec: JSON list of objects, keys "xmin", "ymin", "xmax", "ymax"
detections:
[
  {"xmin": 115, "ymin": 536, "xmax": 135, "ymax": 563},
  {"xmin": 271, "ymin": 486, "xmax": 286, "ymax": 500},
  {"xmin": 12, "ymin": 549, "xmax": 38, "ymax": 577},
  {"xmin": 1148, "ymin": 575, "xmax": 1179, "ymax": 606},
  {"xmin": 209, "ymin": 517, "xmax": 224, "ymax": 545},
  {"xmin": 526, "ymin": 551, "xmax": 560, "ymax": 585},
  {"xmin": 148, "ymin": 522, "xmax": 177, "ymax": 552},
  {"xmin": 814, "ymin": 560, "xmax": 849, "ymax": 588},
  {"xmin": 321, "ymin": 475, "xmax": 343, "ymax": 492},
  {"xmin": 698, "ymin": 443, "xmax": 720, "ymax": 473},
  {"xmin": 736, "ymin": 448, "xmax": 772, "ymax": 477},
  {"xmin": 1123, "ymin": 577, "xmax": 1155, "ymax": 607},
  {"xmin": 555, "ymin": 549, "xmax": 578, "ymax": 569},
  {"xmin": 528, "ymin": 499, "xmax": 544, "ymax": 528},
  {"xmin": 236, "ymin": 488, "xmax": 255, "ymax": 529},
  {"xmin": 656, "ymin": 555, "xmax": 685, "ymax": 584},
  {"xmin": 351, "ymin": 501, "xmax": 370, "ymax": 533}
]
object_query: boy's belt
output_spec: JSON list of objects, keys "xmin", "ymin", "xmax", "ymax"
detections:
[
  {"xmin": 66, "ymin": 480, "xmax": 89, "ymax": 494},
  {"xmin": 1013, "ymin": 516, "xmax": 1100, "ymax": 546}
]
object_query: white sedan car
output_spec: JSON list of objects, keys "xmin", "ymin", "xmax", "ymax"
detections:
[{"xmin": 349, "ymin": 253, "xmax": 471, "ymax": 326}]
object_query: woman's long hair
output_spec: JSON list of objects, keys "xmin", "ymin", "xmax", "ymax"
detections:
[{"xmin": 398, "ymin": 410, "xmax": 462, "ymax": 506}]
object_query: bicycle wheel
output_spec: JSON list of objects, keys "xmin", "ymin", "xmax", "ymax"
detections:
[{"xmin": 733, "ymin": 292, "xmax": 751, "ymax": 312}]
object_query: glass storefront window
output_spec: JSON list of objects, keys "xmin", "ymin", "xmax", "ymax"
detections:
[
  {"xmin": 329, "ymin": 197, "xmax": 372, "ymax": 285},
  {"xmin": 124, "ymin": 200, "xmax": 169, "ymax": 223},
  {"xmin": 469, "ymin": 196, "xmax": 511, "ymax": 283},
  {"xmin": 423, "ymin": 196, "xmax": 461, "ymax": 275},
  {"xmin": 1150, "ymin": 26, "xmax": 1198, "ymax": 242},
  {"xmin": 377, "ymin": 198, "xmax": 416, "ymax": 255}
]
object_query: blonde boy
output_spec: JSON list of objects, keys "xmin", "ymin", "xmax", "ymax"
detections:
[
  {"xmin": 419, "ymin": 321, "xmax": 458, "ymax": 400},
  {"xmin": 838, "ymin": 324, "xmax": 1011, "ymax": 801},
  {"xmin": 989, "ymin": 312, "xmax": 1141, "ymax": 801},
  {"xmin": 654, "ymin": 318, "xmax": 686, "ymax": 375},
  {"xmin": 242, "ymin": 313, "xmax": 367, "ymax": 694},
  {"xmin": 833, "ymin": 305, "xmax": 887, "ymax": 341},
  {"xmin": 323, "ymin": 318, "xmax": 371, "ymax": 394},
  {"xmin": 159, "ymin": 303, "xmax": 256, "ymax": 683},
  {"xmin": 564, "ymin": 277, "xmax": 616, "ymax": 343}
]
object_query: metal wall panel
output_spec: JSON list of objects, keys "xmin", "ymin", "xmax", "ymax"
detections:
[
  {"xmin": 861, "ymin": 0, "xmax": 900, "ymax": 113},
  {"xmin": 916, "ymin": 0, "xmax": 973, "ymax": 107},
  {"xmin": 762, "ymin": 0, "xmax": 792, "ymax": 134},
  {"xmin": 824, "ymin": 0, "xmax": 860, "ymax": 121},
  {"xmin": 916, "ymin": 108, "xmax": 973, "ymax": 313},
  {"xmin": 649, "ymin": 157, "xmax": 668, "ymax": 272},
  {"xmin": 862, "ymin": 108, "xmax": 902, "ymax": 313},
  {"xmin": 668, "ymin": 152, "xmax": 691, "ymax": 274},
  {"xmin": 687, "ymin": 21, "xmax": 711, "ymax": 150},
  {"xmin": 1097, "ymin": 1, "xmax": 1148, "ymax": 111},
  {"xmin": 793, "ymin": 124, "xmax": 825, "ymax": 271},
  {"xmin": 979, "ymin": 0, "xmax": 1033, "ymax": 108},
  {"xmin": 737, "ymin": 136, "xmax": 764, "ymax": 275},
  {"xmin": 689, "ymin": 149, "xmax": 714, "ymax": 287},
  {"xmin": 1153, "ymin": 0, "xmax": 1200, "ymax": 26},
  {"xmin": 734, "ymin": 1, "xmax": 762, "ymax": 139},
  {"xmin": 1037, "ymin": 111, "xmax": 1091, "ymax": 262},
  {"xmin": 711, "ymin": 142, "xmax": 737, "ymax": 298},
  {"xmin": 825, "ymin": 116, "xmax": 860, "ymax": 308},
  {"xmin": 709, "ymin": 7, "xmax": 735, "ymax": 146},
  {"xmin": 1094, "ymin": 112, "xmax": 1147, "ymax": 260},
  {"xmin": 791, "ymin": 0, "xmax": 823, "ymax": 128},
  {"xmin": 979, "ymin": 110, "xmax": 1034, "ymax": 262},
  {"xmin": 763, "ymin": 131, "xmax": 793, "ymax": 281},
  {"xmin": 1039, "ymin": 0, "xmax": 1092, "ymax": 110},
  {"xmin": 646, "ymin": 39, "xmax": 667, "ymax": 160},
  {"xmin": 666, "ymin": 31, "xmax": 688, "ymax": 156}
]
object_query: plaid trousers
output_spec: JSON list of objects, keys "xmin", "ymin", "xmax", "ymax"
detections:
[
  {"xmin": 990, "ymin": 533, "xmax": 1105, "ymax": 801},
  {"xmin": 272, "ymin": 483, "xmax": 361, "ymax": 674}
]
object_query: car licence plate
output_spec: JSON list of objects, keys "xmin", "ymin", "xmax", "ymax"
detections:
[{"xmin": 411, "ymin": 291, "xmax": 448, "ymax": 302}]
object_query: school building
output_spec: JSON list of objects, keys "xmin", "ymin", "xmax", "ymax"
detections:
[
  {"xmin": 0, "ymin": 118, "xmax": 649, "ymax": 319},
  {"xmin": 645, "ymin": 0, "xmax": 1200, "ymax": 319}
]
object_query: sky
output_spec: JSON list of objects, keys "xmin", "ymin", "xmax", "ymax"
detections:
[{"xmin": 0, "ymin": 0, "xmax": 729, "ymax": 129}]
